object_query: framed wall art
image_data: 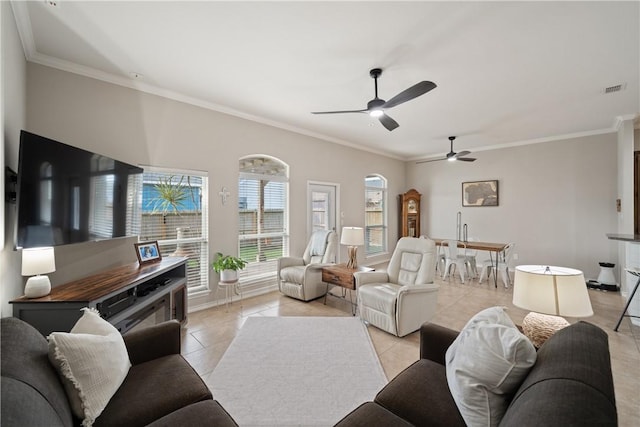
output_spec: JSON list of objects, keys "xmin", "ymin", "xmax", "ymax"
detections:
[{"xmin": 462, "ymin": 180, "xmax": 498, "ymax": 207}]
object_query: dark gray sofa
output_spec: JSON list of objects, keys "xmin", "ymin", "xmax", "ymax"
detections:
[
  {"xmin": 1, "ymin": 317, "xmax": 237, "ymax": 427},
  {"xmin": 335, "ymin": 321, "xmax": 617, "ymax": 427}
]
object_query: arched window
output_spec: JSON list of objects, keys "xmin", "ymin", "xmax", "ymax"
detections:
[
  {"xmin": 238, "ymin": 155, "xmax": 289, "ymax": 281},
  {"xmin": 364, "ymin": 174, "xmax": 387, "ymax": 256}
]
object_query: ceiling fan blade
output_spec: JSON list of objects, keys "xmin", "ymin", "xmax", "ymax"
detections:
[
  {"xmin": 455, "ymin": 150, "xmax": 471, "ymax": 158},
  {"xmin": 379, "ymin": 114, "xmax": 399, "ymax": 131},
  {"xmin": 416, "ymin": 158, "xmax": 445, "ymax": 164},
  {"xmin": 382, "ymin": 81, "xmax": 437, "ymax": 109},
  {"xmin": 457, "ymin": 157, "xmax": 476, "ymax": 162},
  {"xmin": 311, "ymin": 109, "xmax": 367, "ymax": 114}
]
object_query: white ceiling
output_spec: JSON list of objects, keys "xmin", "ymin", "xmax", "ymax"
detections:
[{"xmin": 11, "ymin": 1, "xmax": 640, "ymax": 160}]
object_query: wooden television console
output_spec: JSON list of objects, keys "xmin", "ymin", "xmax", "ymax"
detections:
[{"xmin": 11, "ymin": 257, "xmax": 188, "ymax": 336}]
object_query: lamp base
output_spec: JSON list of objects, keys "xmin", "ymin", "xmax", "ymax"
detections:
[
  {"xmin": 346, "ymin": 246, "xmax": 358, "ymax": 269},
  {"xmin": 24, "ymin": 275, "xmax": 51, "ymax": 298},
  {"xmin": 522, "ymin": 312, "xmax": 570, "ymax": 348}
]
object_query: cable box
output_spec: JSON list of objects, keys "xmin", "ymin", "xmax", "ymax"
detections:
[{"xmin": 97, "ymin": 288, "xmax": 137, "ymax": 319}]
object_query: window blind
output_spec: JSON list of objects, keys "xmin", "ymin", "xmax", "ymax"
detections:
[
  {"xmin": 365, "ymin": 175, "xmax": 387, "ymax": 256},
  {"xmin": 311, "ymin": 191, "xmax": 329, "ymax": 231},
  {"xmin": 140, "ymin": 168, "xmax": 209, "ymax": 293}
]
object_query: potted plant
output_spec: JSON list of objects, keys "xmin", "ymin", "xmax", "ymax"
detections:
[{"xmin": 211, "ymin": 252, "xmax": 247, "ymax": 282}]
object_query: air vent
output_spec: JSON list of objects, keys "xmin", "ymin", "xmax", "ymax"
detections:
[{"xmin": 604, "ymin": 84, "xmax": 626, "ymax": 94}]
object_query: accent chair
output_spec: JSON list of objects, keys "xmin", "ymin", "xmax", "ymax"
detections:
[{"xmin": 277, "ymin": 230, "xmax": 337, "ymax": 301}]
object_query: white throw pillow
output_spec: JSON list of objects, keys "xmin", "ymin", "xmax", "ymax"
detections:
[
  {"xmin": 445, "ymin": 306, "xmax": 536, "ymax": 427},
  {"xmin": 48, "ymin": 308, "xmax": 131, "ymax": 427}
]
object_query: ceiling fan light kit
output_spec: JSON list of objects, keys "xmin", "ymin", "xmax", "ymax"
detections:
[{"xmin": 312, "ymin": 68, "xmax": 436, "ymax": 131}]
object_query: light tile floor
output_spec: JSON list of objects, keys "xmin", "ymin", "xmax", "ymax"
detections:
[{"xmin": 182, "ymin": 275, "xmax": 640, "ymax": 427}]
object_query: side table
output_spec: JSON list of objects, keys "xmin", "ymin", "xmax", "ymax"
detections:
[
  {"xmin": 322, "ymin": 264, "xmax": 374, "ymax": 315},
  {"xmin": 218, "ymin": 279, "xmax": 241, "ymax": 312}
]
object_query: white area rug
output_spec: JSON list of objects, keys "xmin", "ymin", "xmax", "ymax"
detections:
[{"xmin": 209, "ymin": 316, "xmax": 387, "ymax": 426}]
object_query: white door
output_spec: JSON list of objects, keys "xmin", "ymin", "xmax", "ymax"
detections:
[{"xmin": 307, "ymin": 182, "xmax": 339, "ymax": 237}]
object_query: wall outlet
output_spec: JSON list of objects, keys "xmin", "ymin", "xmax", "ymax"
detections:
[{"xmin": 513, "ymin": 253, "xmax": 519, "ymax": 260}]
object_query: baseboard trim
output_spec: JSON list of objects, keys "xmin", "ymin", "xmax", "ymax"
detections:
[{"xmin": 188, "ymin": 283, "xmax": 278, "ymax": 313}]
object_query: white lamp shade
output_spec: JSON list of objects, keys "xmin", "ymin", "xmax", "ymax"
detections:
[
  {"xmin": 513, "ymin": 265, "xmax": 593, "ymax": 317},
  {"xmin": 340, "ymin": 227, "xmax": 364, "ymax": 246},
  {"xmin": 22, "ymin": 247, "xmax": 56, "ymax": 276}
]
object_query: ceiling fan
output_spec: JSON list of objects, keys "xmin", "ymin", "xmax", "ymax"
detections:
[
  {"xmin": 416, "ymin": 136, "xmax": 476, "ymax": 163},
  {"xmin": 311, "ymin": 68, "xmax": 436, "ymax": 131}
]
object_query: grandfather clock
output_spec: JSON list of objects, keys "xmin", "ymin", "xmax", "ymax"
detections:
[{"xmin": 399, "ymin": 189, "xmax": 421, "ymax": 238}]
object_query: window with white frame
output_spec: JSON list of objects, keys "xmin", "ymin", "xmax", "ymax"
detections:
[
  {"xmin": 238, "ymin": 156, "xmax": 288, "ymax": 281},
  {"xmin": 365, "ymin": 174, "xmax": 387, "ymax": 256},
  {"xmin": 139, "ymin": 168, "xmax": 209, "ymax": 294}
]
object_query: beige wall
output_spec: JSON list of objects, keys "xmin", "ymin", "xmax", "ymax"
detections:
[
  {"xmin": 1, "ymin": 2, "xmax": 27, "ymax": 317},
  {"xmin": 406, "ymin": 133, "xmax": 618, "ymax": 280},
  {"xmin": 12, "ymin": 63, "xmax": 405, "ymax": 310}
]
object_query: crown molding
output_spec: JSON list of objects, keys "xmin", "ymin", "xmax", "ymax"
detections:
[
  {"xmin": 30, "ymin": 50, "xmax": 409, "ymax": 158},
  {"xmin": 10, "ymin": 1, "xmax": 35, "ymax": 61},
  {"xmin": 613, "ymin": 114, "xmax": 639, "ymax": 131}
]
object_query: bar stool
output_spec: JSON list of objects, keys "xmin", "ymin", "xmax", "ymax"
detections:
[{"xmin": 614, "ymin": 268, "xmax": 640, "ymax": 331}]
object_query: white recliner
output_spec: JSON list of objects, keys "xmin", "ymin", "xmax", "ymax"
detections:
[
  {"xmin": 277, "ymin": 230, "xmax": 337, "ymax": 301},
  {"xmin": 356, "ymin": 237, "xmax": 439, "ymax": 337}
]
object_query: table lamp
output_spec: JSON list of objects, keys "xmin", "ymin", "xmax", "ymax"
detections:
[
  {"xmin": 341, "ymin": 227, "xmax": 364, "ymax": 269},
  {"xmin": 22, "ymin": 247, "xmax": 56, "ymax": 298},
  {"xmin": 513, "ymin": 265, "xmax": 593, "ymax": 347}
]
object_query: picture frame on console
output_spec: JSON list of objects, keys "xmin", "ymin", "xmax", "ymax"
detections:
[
  {"xmin": 462, "ymin": 180, "xmax": 499, "ymax": 207},
  {"xmin": 135, "ymin": 241, "xmax": 162, "ymax": 265}
]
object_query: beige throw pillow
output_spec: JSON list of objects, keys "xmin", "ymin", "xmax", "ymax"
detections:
[
  {"xmin": 445, "ymin": 306, "xmax": 536, "ymax": 427},
  {"xmin": 48, "ymin": 308, "xmax": 131, "ymax": 427}
]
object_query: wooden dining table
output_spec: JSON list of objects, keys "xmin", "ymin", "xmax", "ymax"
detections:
[{"xmin": 433, "ymin": 238, "xmax": 509, "ymax": 288}]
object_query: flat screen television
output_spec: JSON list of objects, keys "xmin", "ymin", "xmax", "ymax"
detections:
[{"xmin": 16, "ymin": 131, "xmax": 144, "ymax": 248}]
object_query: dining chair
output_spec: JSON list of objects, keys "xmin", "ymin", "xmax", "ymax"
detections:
[
  {"xmin": 463, "ymin": 237, "xmax": 479, "ymax": 279},
  {"xmin": 422, "ymin": 235, "xmax": 446, "ymax": 274},
  {"xmin": 478, "ymin": 242, "xmax": 515, "ymax": 288},
  {"xmin": 442, "ymin": 240, "xmax": 469, "ymax": 283}
]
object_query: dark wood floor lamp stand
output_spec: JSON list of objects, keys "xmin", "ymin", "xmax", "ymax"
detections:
[{"xmin": 614, "ymin": 269, "xmax": 640, "ymax": 332}]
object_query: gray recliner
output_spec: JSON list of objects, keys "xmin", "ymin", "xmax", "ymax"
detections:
[
  {"xmin": 277, "ymin": 230, "xmax": 337, "ymax": 301},
  {"xmin": 356, "ymin": 236, "xmax": 439, "ymax": 337}
]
